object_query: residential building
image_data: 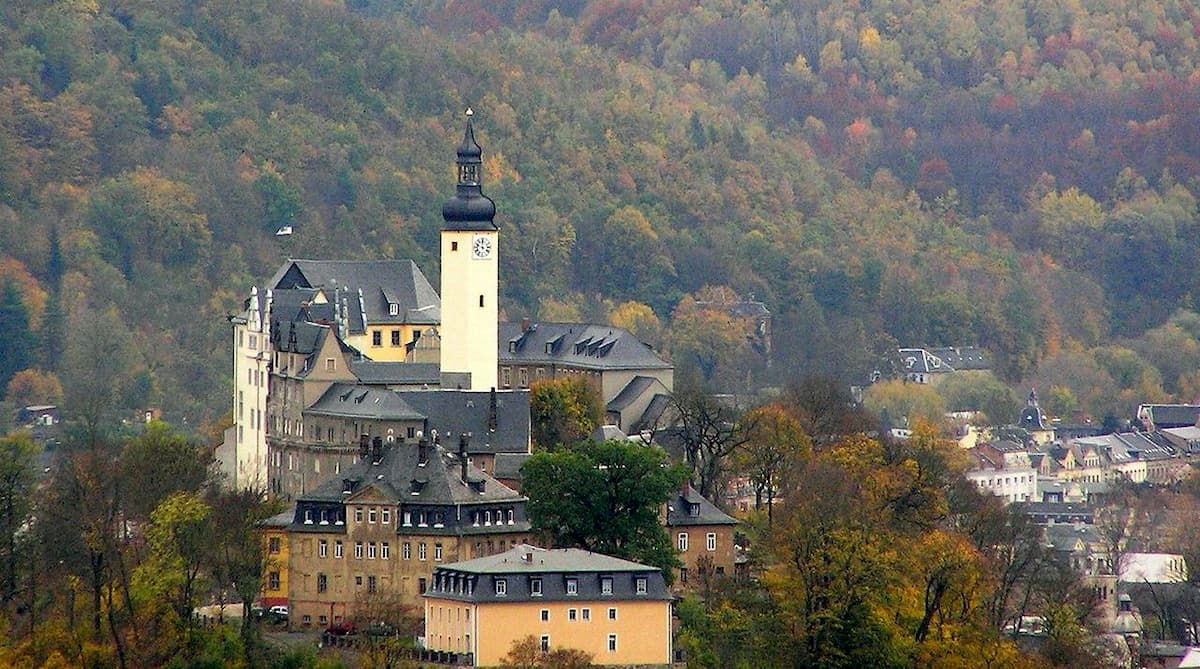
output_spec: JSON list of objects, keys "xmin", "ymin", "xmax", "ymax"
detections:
[
  {"xmin": 965, "ymin": 442, "xmax": 1037, "ymax": 503},
  {"xmin": 895, "ymin": 346, "xmax": 989, "ymax": 385},
  {"xmin": 260, "ymin": 510, "xmax": 292, "ymax": 609},
  {"xmin": 498, "ymin": 320, "xmax": 673, "ymax": 432},
  {"xmin": 1137, "ymin": 404, "xmax": 1200, "ymax": 431},
  {"xmin": 666, "ymin": 484, "xmax": 737, "ymax": 589},
  {"xmin": 284, "ymin": 437, "xmax": 532, "ymax": 629},
  {"xmin": 422, "ymin": 544, "xmax": 674, "ymax": 667}
]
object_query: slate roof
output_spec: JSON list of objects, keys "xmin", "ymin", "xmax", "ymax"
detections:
[
  {"xmin": 306, "ymin": 384, "xmax": 425, "ymax": 420},
  {"xmin": 927, "ymin": 347, "xmax": 990, "ymax": 371},
  {"xmin": 607, "ymin": 376, "xmax": 661, "ymax": 412},
  {"xmin": 349, "ymin": 361, "xmax": 441, "ymax": 386},
  {"xmin": 633, "ymin": 393, "xmax": 671, "ymax": 433},
  {"xmin": 491, "ymin": 453, "xmax": 530, "ymax": 480},
  {"xmin": 1138, "ymin": 403, "xmax": 1200, "ymax": 429},
  {"xmin": 298, "ymin": 440, "xmax": 525, "ymax": 507},
  {"xmin": 269, "ymin": 259, "xmax": 440, "ymax": 333},
  {"xmin": 1044, "ymin": 524, "xmax": 1101, "ymax": 552},
  {"xmin": 666, "ymin": 485, "xmax": 737, "ymax": 527},
  {"xmin": 1072, "ymin": 432, "xmax": 1177, "ymax": 463},
  {"xmin": 303, "ymin": 386, "xmax": 531, "ymax": 454},
  {"xmin": 589, "ymin": 425, "xmax": 628, "ymax": 442},
  {"xmin": 436, "ymin": 544, "xmax": 659, "ymax": 575},
  {"xmin": 499, "ymin": 322, "xmax": 671, "ymax": 372},
  {"xmin": 269, "ymin": 287, "xmax": 335, "ymax": 325},
  {"xmin": 398, "ymin": 389, "xmax": 531, "ymax": 455}
]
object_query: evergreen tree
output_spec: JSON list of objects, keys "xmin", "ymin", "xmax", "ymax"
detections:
[{"xmin": 0, "ymin": 280, "xmax": 34, "ymax": 395}]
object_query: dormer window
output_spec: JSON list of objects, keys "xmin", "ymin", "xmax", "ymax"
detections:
[
  {"xmin": 389, "ymin": 303, "xmax": 399, "ymax": 316},
  {"xmin": 689, "ymin": 502, "xmax": 701, "ymax": 517},
  {"xmin": 566, "ymin": 578, "xmax": 578, "ymax": 596}
]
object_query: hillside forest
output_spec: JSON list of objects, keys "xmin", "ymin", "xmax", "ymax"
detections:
[{"xmin": 4, "ymin": 0, "xmax": 1200, "ymax": 430}]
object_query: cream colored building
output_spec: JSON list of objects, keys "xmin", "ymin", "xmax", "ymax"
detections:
[
  {"xmin": 440, "ymin": 110, "xmax": 498, "ymax": 392},
  {"xmin": 423, "ymin": 544, "xmax": 674, "ymax": 667}
]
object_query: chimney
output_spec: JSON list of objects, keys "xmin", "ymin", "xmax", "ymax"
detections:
[
  {"xmin": 418, "ymin": 438, "xmax": 428, "ymax": 466},
  {"xmin": 372, "ymin": 436, "xmax": 383, "ymax": 462},
  {"xmin": 520, "ymin": 317, "xmax": 530, "ymax": 333},
  {"xmin": 488, "ymin": 388, "xmax": 498, "ymax": 432},
  {"xmin": 459, "ymin": 433, "xmax": 469, "ymax": 483},
  {"xmin": 359, "ymin": 434, "xmax": 370, "ymax": 459}
]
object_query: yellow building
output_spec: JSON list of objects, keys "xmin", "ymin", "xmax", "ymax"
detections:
[
  {"xmin": 423, "ymin": 544, "xmax": 673, "ymax": 667},
  {"xmin": 666, "ymin": 484, "xmax": 737, "ymax": 591},
  {"xmin": 259, "ymin": 510, "xmax": 292, "ymax": 609}
]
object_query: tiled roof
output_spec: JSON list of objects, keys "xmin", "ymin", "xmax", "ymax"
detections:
[
  {"xmin": 499, "ymin": 322, "xmax": 671, "ymax": 371},
  {"xmin": 269, "ymin": 259, "xmax": 440, "ymax": 332},
  {"xmin": 1138, "ymin": 404, "xmax": 1200, "ymax": 428}
]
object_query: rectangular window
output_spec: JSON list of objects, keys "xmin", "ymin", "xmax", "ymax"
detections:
[
  {"xmin": 368, "ymin": 508, "xmax": 377, "ymax": 523},
  {"xmin": 319, "ymin": 539, "xmax": 327, "ymax": 558},
  {"xmin": 372, "ymin": 331, "xmax": 382, "ymax": 346},
  {"xmin": 608, "ymin": 608, "xmax": 617, "ymax": 620},
  {"xmin": 403, "ymin": 542, "xmax": 411, "ymax": 560},
  {"xmin": 540, "ymin": 636, "xmax": 550, "ymax": 652},
  {"xmin": 601, "ymin": 577, "xmax": 612, "ymax": 595},
  {"xmin": 419, "ymin": 578, "xmax": 426, "ymax": 594},
  {"xmin": 678, "ymin": 532, "xmax": 688, "ymax": 552},
  {"xmin": 530, "ymin": 578, "xmax": 543, "ymax": 597},
  {"xmin": 355, "ymin": 508, "xmax": 364, "ymax": 523},
  {"xmin": 367, "ymin": 575, "xmax": 377, "ymax": 594},
  {"xmin": 636, "ymin": 577, "xmax": 647, "ymax": 595},
  {"xmin": 419, "ymin": 543, "xmax": 427, "ymax": 561},
  {"xmin": 566, "ymin": 578, "xmax": 578, "ymax": 596},
  {"xmin": 518, "ymin": 368, "xmax": 529, "ymax": 388},
  {"xmin": 707, "ymin": 532, "xmax": 717, "ymax": 551},
  {"xmin": 391, "ymin": 330, "xmax": 401, "ymax": 346},
  {"xmin": 389, "ymin": 303, "xmax": 399, "ymax": 316},
  {"xmin": 268, "ymin": 537, "xmax": 281, "ymax": 554},
  {"xmin": 501, "ymin": 367, "xmax": 512, "ymax": 388},
  {"xmin": 435, "ymin": 543, "xmax": 443, "ymax": 562},
  {"xmin": 317, "ymin": 573, "xmax": 327, "ymax": 593},
  {"xmin": 495, "ymin": 579, "xmax": 507, "ymax": 597},
  {"xmin": 334, "ymin": 541, "xmax": 343, "ymax": 559},
  {"xmin": 540, "ymin": 609, "xmax": 549, "ymax": 621},
  {"xmin": 381, "ymin": 508, "xmax": 391, "ymax": 524},
  {"xmin": 268, "ymin": 572, "xmax": 280, "ymax": 590},
  {"xmin": 381, "ymin": 542, "xmax": 390, "ymax": 560},
  {"xmin": 354, "ymin": 542, "xmax": 363, "ymax": 559},
  {"xmin": 680, "ymin": 567, "xmax": 688, "ymax": 584},
  {"xmin": 608, "ymin": 634, "xmax": 617, "ymax": 652},
  {"xmin": 568, "ymin": 609, "xmax": 577, "ymax": 621},
  {"xmin": 367, "ymin": 542, "xmax": 377, "ymax": 559},
  {"xmin": 325, "ymin": 358, "xmax": 335, "ymax": 371}
]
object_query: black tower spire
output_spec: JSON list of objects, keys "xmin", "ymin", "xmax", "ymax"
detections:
[{"xmin": 442, "ymin": 108, "xmax": 497, "ymax": 230}]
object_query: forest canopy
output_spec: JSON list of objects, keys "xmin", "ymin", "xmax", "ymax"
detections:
[{"xmin": 3, "ymin": 0, "xmax": 1200, "ymax": 429}]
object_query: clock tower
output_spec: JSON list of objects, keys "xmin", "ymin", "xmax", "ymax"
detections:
[{"xmin": 440, "ymin": 109, "xmax": 498, "ymax": 391}]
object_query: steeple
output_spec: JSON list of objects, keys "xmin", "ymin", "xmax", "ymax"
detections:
[{"xmin": 442, "ymin": 108, "xmax": 497, "ymax": 230}]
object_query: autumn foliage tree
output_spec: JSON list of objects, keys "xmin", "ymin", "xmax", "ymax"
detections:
[{"xmin": 529, "ymin": 377, "xmax": 603, "ymax": 451}]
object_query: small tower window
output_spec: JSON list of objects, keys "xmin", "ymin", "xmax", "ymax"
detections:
[
  {"xmin": 479, "ymin": 295, "xmax": 485, "ymax": 307},
  {"xmin": 459, "ymin": 164, "xmax": 478, "ymax": 184}
]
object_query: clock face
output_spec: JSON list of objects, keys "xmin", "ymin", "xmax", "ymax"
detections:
[{"xmin": 472, "ymin": 234, "xmax": 493, "ymax": 259}]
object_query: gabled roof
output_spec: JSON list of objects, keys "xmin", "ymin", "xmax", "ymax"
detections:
[
  {"xmin": 269, "ymin": 259, "xmax": 440, "ymax": 332},
  {"xmin": 499, "ymin": 322, "xmax": 671, "ymax": 372},
  {"xmin": 666, "ymin": 485, "xmax": 737, "ymax": 527},
  {"xmin": 607, "ymin": 375, "xmax": 667, "ymax": 412},
  {"xmin": 298, "ymin": 441, "xmax": 525, "ymax": 506},
  {"xmin": 438, "ymin": 544, "xmax": 658, "ymax": 575},
  {"xmin": 1071, "ymin": 431, "xmax": 1177, "ymax": 463},
  {"xmin": 1044, "ymin": 524, "xmax": 1101, "ymax": 552},
  {"xmin": 306, "ymin": 383, "xmax": 425, "ymax": 420},
  {"xmin": 1138, "ymin": 403, "xmax": 1200, "ymax": 429}
]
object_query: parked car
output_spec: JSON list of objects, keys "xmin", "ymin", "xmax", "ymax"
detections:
[{"xmin": 268, "ymin": 605, "xmax": 289, "ymax": 616}]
